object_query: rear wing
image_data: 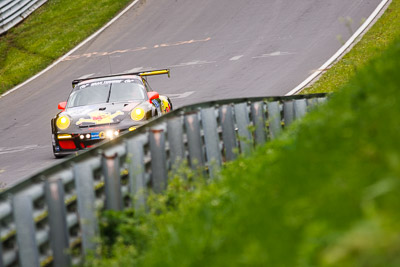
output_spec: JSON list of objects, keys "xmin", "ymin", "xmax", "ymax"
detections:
[
  {"xmin": 72, "ymin": 69, "xmax": 170, "ymax": 88},
  {"xmin": 139, "ymin": 69, "xmax": 170, "ymax": 78}
]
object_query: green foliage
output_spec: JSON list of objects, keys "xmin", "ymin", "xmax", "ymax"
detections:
[
  {"xmin": 0, "ymin": 0, "xmax": 132, "ymax": 94},
  {"xmin": 85, "ymin": 35, "xmax": 400, "ymax": 266},
  {"xmin": 303, "ymin": 0, "xmax": 400, "ymax": 94},
  {"xmin": 84, "ymin": 161, "xmax": 211, "ymax": 266}
]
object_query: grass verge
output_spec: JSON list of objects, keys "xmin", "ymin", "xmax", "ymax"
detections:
[
  {"xmin": 302, "ymin": 0, "xmax": 400, "ymax": 94},
  {"xmin": 84, "ymin": 32, "xmax": 400, "ymax": 267},
  {"xmin": 0, "ymin": 0, "xmax": 133, "ymax": 95}
]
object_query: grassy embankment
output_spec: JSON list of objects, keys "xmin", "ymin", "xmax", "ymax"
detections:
[
  {"xmin": 85, "ymin": 3, "xmax": 400, "ymax": 267},
  {"xmin": 0, "ymin": 0, "xmax": 133, "ymax": 95},
  {"xmin": 90, "ymin": 37, "xmax": 400, "ymax": 267},
  {"xmin": 303, "ymin": 0, "xmax": 400, "ymax": 94},
  {"xmin": 88, "ymin": 37, "xmax": 400, "ymax": 266}
]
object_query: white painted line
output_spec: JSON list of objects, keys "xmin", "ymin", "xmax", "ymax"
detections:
[
  {"xmin": 0, "ymin": 0, "xmax": 142, "ymax": 99},
  {"xmin": 167, "ymin": 91, "xmax": 195, "ymax": 99},
  {"xmin": 169, "ymin": 60, "xmax": 216, "ymax": 68},
  {"xmin": 286, "ymin": 0, "xmax": 391, "ymax": 96},
  {"xmin": 78, "ymin": 73, "xmax": 95, "ymax": 79},
  {"xmin": 0, "ymin": 145, "xmax": 50, "ymax": 155},
  {"xmin": 230, "ymin": 55, "xmax": 244, "ymax": 61},
  {"xmin": 253, "ymin": 51, "xmax": 294, "ymax": 58}
]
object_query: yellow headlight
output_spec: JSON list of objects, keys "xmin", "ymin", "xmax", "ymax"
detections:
[
  {"xmin": 56, "ymin": 116, "xmax": 70, "ymax": 130},
  {"xmin": 57, "ymin": 134, "xmax": 72, "ymax": 139},
  {"xmin": 131, "ymin": 108, "xmax": 145, "ymax": 121}
]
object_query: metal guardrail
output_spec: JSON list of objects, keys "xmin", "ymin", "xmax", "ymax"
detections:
[
  {"xmin": 0, "ymin": 94, "xmax": 326, "ymax": 266},
  {"xmin": 0, "ymin": 0, "xmax": 48, "ymax": 35}
]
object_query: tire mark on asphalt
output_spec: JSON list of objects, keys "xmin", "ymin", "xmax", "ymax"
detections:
[{"xmin": 63, "ymin": 37, "xmax": 212, "ymax": 61}]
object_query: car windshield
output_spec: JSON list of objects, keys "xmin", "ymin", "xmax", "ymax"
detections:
[{"xmin": 67, "ymin": 79, "xmax": 146, "ymax": 108}]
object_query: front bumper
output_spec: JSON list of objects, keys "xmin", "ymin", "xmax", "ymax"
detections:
[{"xmin": 53, "ymin": 128, "xmax": 135, "ymax": 156}]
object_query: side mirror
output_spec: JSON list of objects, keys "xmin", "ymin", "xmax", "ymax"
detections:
[
  {"xmin": 58, "ymin": 101, "xmax": 67, "ymax": 110},
  {"xmin": 147, "ymin": 91, "xmax": 159, "ymax": 101}
]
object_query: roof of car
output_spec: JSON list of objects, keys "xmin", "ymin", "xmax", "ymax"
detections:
[{"xmin": 72, "ymin": 69, "xmax": 170, "ymax": 88}]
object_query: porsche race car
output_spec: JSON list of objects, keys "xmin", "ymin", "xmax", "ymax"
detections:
[{"xmin": 51, "ymin": 69, "xmax": 172, "ymax": 158}]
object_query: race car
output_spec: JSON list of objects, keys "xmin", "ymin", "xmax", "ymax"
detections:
[{"xmin": 51, "ymin": 69, "xmax": 173, "ymax": 158}]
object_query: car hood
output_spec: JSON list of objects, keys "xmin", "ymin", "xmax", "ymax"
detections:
[{"xmin": 61, "ymin": 102, "xmax": 141, "ymax": 128}]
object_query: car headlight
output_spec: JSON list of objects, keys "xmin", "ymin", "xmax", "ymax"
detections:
[
  {"xmin": 106, "ymin": 130, "xmax": 119, "ymax": 139},
  {"xmin": 131, "ymin": 107, "xmax": 145, "ymax": 121},
  {"xmin": 56, "ymin": 116, "xmax": 71, "ymax": 130}
]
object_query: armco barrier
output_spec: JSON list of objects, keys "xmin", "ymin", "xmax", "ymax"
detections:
[
  {"xmin": 0, "ymin": 94, "xmax": 326, "ymax": 266},
  {"xmin": 0, "ymin": 0, "xmax": 48, "ymax": 35}
]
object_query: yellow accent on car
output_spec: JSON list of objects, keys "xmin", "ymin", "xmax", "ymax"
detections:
[
  {"xmin": 129, "ymin": 127, "xmax": 136, "ymax": 131},
  {"xmin": 57, "ymin": 134, "xmax": 72, "ymax": 139},
  {"xmin": 56, "ymin": 116, "xmax": 70, "ymax": 130},
  {"xmin": 131, "ymin": 108, "xmax": 145, "ymax": 121},
  {"xmin": 139, "ymin": 69, "xmax": 170, "ymax": 78},
  {"xmin": 159, "ymin": 96, "xmax": 171, "ymax": 113}
]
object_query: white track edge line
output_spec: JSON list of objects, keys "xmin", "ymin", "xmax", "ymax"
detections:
[
  {"xmin": 285, "ymin": 0, "xmax": 390, "ymax": 96},
  {"xmin": 0, "ymin": 0, "xmax": 141, "ymax": 99}
]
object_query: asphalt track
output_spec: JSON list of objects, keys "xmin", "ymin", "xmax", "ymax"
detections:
[{"xmin": 0, "ymin": 0, "xmax": 384, "ymax": 186}]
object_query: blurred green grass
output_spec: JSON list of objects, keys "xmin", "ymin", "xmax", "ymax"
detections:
[
  {"xmin": 0, "ymin": 0, "xmax": 132, "ymax": 94},
  {"xmin": 86, "ymin": 30, "xmax": 400, "ymax": 267},
  {"xmin": 303, "ymin": 0, "xmax": 400, "ymax": 94}
]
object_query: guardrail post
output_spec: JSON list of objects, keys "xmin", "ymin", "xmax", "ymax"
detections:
[
  {"xmin": 235, "ymin": 103, "xmax": 253, "ymax": 155},
  {"xmin": 150, "ymin": 128, "xmax": 168, "ymax": 193},
  {"xmin": 44, "ymin": 179, "xmax": 71, "ymax": 267},
  {"xmin": 201, "ymin": 107, "xmax": 222, "ymax": 178},
  {"xmin": 12, "ymin": 193, "xmax": 40, "ymax": 267},
  {"xmin": 307, "ymin": 98, "xmax": 319, "ymax": 110},
  {"xmin": 73, "ymin": 161, "xmax": 99, "ymax": 256},
  {"xmin": 167, "ymin": 116, "xmax": 185, "ymax": 168},
  {"xmin": 294, "ymin": 99, "xmax": 307, "ymax": 119},
  {"xmin": 126, "ymin": 135, "xmax": 147, "ymax": 211},
  {"xmin": 184, "ymin": 112, "xmax": 205, "ymax": 168},
  {"xmin": 283, "ymin": 100, "xmax": 294, "ymax": 128},
  {"xmin": 251, "ymin": 101, "xmax": 266, "ymax": 146},
  {"xmin": 318, "ymin": 97, "xmax": 327, "ymax": 104},
  {"xmin": 102, "ymin": 152, "xmax": 123, "ymax": 211},
  {"xmin": 267, "ymin": 101, "xmax": 282, "ymax": 139},
  {"xmin": 220, "ymin": 104, "xmax": 237, "ymax": 161}
]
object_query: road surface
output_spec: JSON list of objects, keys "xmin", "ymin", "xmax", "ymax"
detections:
[{"xmin": 0, "ymin": 0, "xmax": 384, "ymax": 186}]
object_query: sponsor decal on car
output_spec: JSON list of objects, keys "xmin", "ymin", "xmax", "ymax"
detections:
[
  {"xmin": 76, "ymin": 110, "xmax": 124, "ymax": 125},
  {"xmin": 79, "ymin": 78, "xmax": 141, "ymax": 89},
  {"xmin": 152, "ymin": 99, "xmax": 160, "ymax": 108},
  {"xmin": 160, "ymin": 97, "xmax": 171, "ymax": 113},
  {"xmin": 91, "ymin": 132, "xmax": 100, "ymax": 140}
]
